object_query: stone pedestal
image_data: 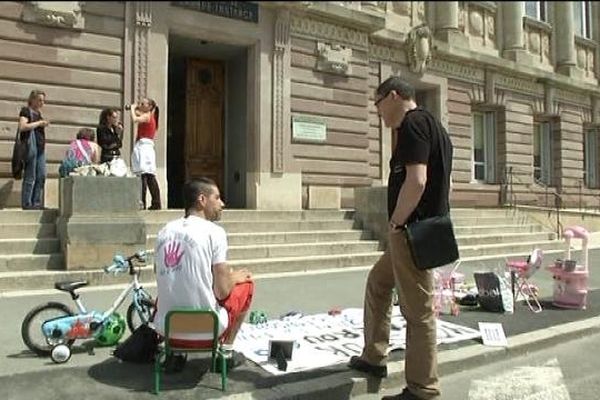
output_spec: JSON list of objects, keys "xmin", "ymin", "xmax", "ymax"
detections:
[
  {"xmin": 57, "ymin": 176, "xmax": 147, "ymax": 270},
  {"xmin": 354, "ymin": 186, "xmax": 389, "ymax": 247}
]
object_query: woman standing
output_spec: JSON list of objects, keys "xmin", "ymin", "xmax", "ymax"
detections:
[
  {"xmin": 19, "ymin": 90, "xmax": 49, "ymax": 210},
  {"xmin": 96, "ymin": 108, "xmax": 123, "ymax": 164},
  {"xmin": 130, "ymin": 98, "xmax": 161, "ymax": 210}
]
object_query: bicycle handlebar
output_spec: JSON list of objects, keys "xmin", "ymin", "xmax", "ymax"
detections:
[{"xmin": 103, "ymin": 250, "xmax": 151, "ymax": 274}]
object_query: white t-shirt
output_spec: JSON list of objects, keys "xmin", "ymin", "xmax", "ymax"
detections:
[{"xmin": 154, "ymin": 215, "xmax": 229, "ymax": 340}]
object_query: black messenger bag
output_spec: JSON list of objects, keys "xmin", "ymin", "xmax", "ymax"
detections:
[{"xmin": 405, "ymin": 214, "xmax": 459, "ymax": 270}]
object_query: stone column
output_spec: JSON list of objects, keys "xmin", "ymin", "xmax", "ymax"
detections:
[
  {"xmin": 133, "ymin": 2, "xmax": 151, "ymax": 100},
  {"xmin": 435, "ymin": 1, "xmax": 459, "ymax": 31},
  {"xmin": 271, "ymin": 10, "xmax": 290, "ymax": 174},
  {"xmin": 434, "ymin": 2, "xmax": 466, "ymax": 46},
  {"xmin": 502, "ymin": 2, "xmax": 526, "ymax": 61},
  {"xmin": 554, "ymin": 2, "xmax": 576, "ymax": 75}
]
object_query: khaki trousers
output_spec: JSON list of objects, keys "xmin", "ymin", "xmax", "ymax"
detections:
[{"xmin": 361, "ymin": 229, "xmax": 440, "ymax": 399}]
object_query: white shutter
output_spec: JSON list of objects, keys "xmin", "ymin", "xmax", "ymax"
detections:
[
  {"xmin": 585, "ymin": 130, "xmax": 598, "ymax": 187},
  {"xmin": 484, "ymin": 112, "xmax": 496, "ymax": 183},
  {"xmin": 540, "ymin": 122, "xmax": 552, "ymax": 185}
]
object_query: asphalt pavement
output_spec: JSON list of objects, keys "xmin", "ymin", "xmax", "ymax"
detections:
[{"xmin": 1, "ymin": 249, "xmax": 599, "ymax": 400}]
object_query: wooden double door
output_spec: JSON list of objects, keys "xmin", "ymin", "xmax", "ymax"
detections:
[{"xmin": 185, "ymin": 58, "xmax": 224, "ymax": 190}]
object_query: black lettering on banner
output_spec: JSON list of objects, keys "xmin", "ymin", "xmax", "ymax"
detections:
[
  {"xmin": 320, "ymin": 334, "xmax": 339, "ymax": 341},
  {"xmin": 339, "ymin": 329, "xmax": 360, "ymax": 339},
  {"xmin": 437, "ymin": 324, "xmax": 466, "ymax": 340},
  {"xmin": 304, "ymin": 335, "xmax": 323, "ymax": 344},
  {"xmin": 315, "ymin": 345, "xmax": 351, "ymax": 358}
]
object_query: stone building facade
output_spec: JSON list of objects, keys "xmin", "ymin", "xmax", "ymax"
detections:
[{"xmin": 0, "ymin": 1, "xmax": 598, "ymax": 210}]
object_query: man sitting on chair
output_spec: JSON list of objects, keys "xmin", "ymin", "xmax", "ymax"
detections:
[{"xmin": 154, "ymin": 177, "xmax": 254, "ymax": 371}]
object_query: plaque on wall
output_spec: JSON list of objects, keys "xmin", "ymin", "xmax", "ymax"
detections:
[
  {"xmin": 171, "ymin": 1, "xmax": 258, "ymax": 23},
  {"xmin": 292, "ymin": 115, "xmax": 327, "ymax": 142}
]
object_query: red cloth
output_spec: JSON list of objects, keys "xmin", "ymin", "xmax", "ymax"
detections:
[
  {"xmin": 136, "ymin": 114, "xmax": 157, "ymax": 140},
  {"xmin": 167, "ymin": 281, "xmax": 254, "ymax": 349}
]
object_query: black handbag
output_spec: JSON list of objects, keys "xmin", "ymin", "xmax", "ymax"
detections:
[
  {"xmin": 113, "ymin": 324, "xmax": 159, "ymax": 363},
  {"xmin": 405, "ymin": 214, "xmax": 459, "ymax": 270},
  {"xmin": 11, "ymin": 129, "xmax": 27, "ymax": 180}
]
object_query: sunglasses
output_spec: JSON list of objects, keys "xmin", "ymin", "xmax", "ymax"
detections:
[{"xmin": 374, "ymin": 91, "xmax": 391, "ymax": 107}]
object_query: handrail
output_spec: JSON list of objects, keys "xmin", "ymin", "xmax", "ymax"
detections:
[{"xmin": 502, "ymin": 165, "xmax": 562, "ymax": 238}]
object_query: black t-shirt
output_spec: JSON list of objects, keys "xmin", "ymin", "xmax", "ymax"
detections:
[
  {"xmin": 387, "ymin": 107, "xmax": 453, "ymax": 222},
  {"xmin": 19, "ymin": 107, "xmax": 45, "ymax": 154}
]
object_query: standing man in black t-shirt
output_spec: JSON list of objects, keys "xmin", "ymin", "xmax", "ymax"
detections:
[{"xmin": 348, "ymin": 77, "xmax": 452, "ymax": 400}]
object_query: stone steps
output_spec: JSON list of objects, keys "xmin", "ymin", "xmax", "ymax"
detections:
[
  {"xmin": 459, "ymin": 240, "xmax": 563, "ymax": 258},
  {"xmin": 149, "ymin": 229, "xmax": 374, "ymax": 247},
  {"xmin": 227, "ymin": 240, "xmax": 382, "ymax": 260},
  {"xmin": 0, "ymin": 252, "xmax": 384, "ymax": 291},
  {"xmin": 0, "ymin": 253, "xmax": 64, "ymax": 273},
  {"xmin": 0, "ymin": 207, "xmax": 568, "ymax": 293},
  {"xmin": 0, "ymin": 238, "xmax": 60, "ymax": 256},
  {"xmin": 456, "ymin": 232, "xmax": 556, "ymax": 246},
  {"xmin": 0, "ymin": 223, "xmax": 57, "ymax": 239},
  {"xmin": 146, "ymin": 219, "xmax": 358, "ymax": 235},
  {"xmin": 453, "ymin": 224, "xmax": 545, "ymax": 235},
  {"xmin": 141, "ymin": 209, "xmax": 355, "ymax": 222}
]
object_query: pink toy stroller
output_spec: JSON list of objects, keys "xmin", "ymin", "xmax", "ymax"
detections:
[
  {"xmin": 547, "ymin": 226, "xmax": 590, "ymax": 309},
  {"xmin": 433, "ymin": 261, "xmax": 464, "ymax": 316},
  {"xmin": 506, "ymin": 248, "xmax": 543, "ymax": 313}
]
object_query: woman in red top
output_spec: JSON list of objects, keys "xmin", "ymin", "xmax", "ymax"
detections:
[{"xmin": 131, "ymin": 98, "xmax": 161, "ymax": 210}]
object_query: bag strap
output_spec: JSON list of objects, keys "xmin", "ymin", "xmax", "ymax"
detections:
[{"xmin": 75, "ymin": 140, "xmax": 92, "ymax": 164}]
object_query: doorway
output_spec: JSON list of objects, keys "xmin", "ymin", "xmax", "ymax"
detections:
[{"xmin": 167, "ymin": 35, "xmax": 248, "ymax": 208}]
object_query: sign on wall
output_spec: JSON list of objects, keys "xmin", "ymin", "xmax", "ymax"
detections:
[
  {"xmin": 292, "ymin": 115, "xmax": 327, "ymax": 142},
  {"xmin": 171, "ymin": 1, "xmax": 259, "ymax": 23}
]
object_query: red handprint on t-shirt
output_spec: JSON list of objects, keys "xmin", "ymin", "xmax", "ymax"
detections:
[{"xmin": 164, "ymin": 241, "xmax": 184, "ymax": 268}]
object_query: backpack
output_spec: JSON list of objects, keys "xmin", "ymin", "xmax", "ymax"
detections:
[
  {"xmin": 113, "ymin": 324, "xmax": 160, "ymax": 363},
  {"xmin": 59, "ymin": 140, "xmax": 92, "ymax": 177}
]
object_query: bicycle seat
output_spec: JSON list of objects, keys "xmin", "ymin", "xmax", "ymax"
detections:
[{"xmin": 55, "ymin": 280, "xmax": 89, "ymax": 293}]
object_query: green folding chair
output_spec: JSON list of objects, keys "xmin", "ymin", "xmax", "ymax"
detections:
[{"xmin": 154, "ymin": 309, "xmax": 227, "ymax": 394}]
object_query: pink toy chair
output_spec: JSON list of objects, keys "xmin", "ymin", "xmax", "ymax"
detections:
[{"xmin": 506, "ymin": 248, "xmax": 543, "ymax": 313}]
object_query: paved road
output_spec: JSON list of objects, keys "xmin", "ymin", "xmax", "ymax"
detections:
[
  {"xmin": 1, "ymin": 248, "xmax": 599, "ymax": 399},
  {"xmin": 353, "ymin": 331, "xmax": 600, "ymax": 400}
]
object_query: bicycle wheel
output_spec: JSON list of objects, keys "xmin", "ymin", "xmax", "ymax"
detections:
[
  {"xmin": 21, "ymin": 302, "xmax": 75, "ymax": 356},
  {"xmin": 126, "ymin": 295, "xmax": 155, "ymax": 332}
]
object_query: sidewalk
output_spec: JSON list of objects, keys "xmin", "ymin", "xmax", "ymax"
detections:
[{"xmin": 2, "ymin": 287, "xmax": 599, "ymax": 400}]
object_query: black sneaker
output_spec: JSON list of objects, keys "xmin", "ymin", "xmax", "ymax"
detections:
[
  {"xmin": 382, "ymin": 387, "xmax": 424, "ymax": 400},
  {"xmin": 215, "ymin": 350, "xmax": 246, "ymax": 373},
  {"xmin": 381, "ymin": 388, "xmax": 422, "ymax": 400},
  {"xmin": 162, "ymin": 353, "xmax": 187, "ymax": 373},
  {"xmin": 348, "ymin": 355, "xmax": 387, "ymax": 378}
]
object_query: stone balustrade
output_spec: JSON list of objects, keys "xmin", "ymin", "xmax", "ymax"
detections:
[
  {"xmin": 523, "ymin": 16, "xmax": 553, "ymax": 70},
  {"xmin": 575, "ymin": 37, "xmax": 598, "ymax": 82}
]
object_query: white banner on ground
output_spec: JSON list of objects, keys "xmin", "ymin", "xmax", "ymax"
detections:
[{"xmin": 234, "ymin": 308, "xmax": 481, "ymax": 375}]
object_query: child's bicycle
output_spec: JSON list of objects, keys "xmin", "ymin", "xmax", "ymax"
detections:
[{"xmin": 21, "ymin": 250, "xmax": 155, "ymax": 363}]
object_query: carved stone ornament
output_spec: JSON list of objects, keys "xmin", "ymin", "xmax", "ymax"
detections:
[
  {"xmin": 405, "ymin": 24, "xmax": 432, "ymax": 74},
  {"xmin": 22, "ymin": 1, "xmax": 84, "ymax": 30},
  {"xmin": 316, "ymin": 42, "xmax": 352, "ymax": 75}
]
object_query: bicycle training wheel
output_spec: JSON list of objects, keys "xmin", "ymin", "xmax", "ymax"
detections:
[
  {"xmin": 126, "ymin": 296, "xmax": 155, "ymax": 332},
  {"xmin": 21, "ymin": 302, "xmax": 75, "ymax": 356}
]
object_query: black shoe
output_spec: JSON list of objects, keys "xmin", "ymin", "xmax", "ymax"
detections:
[
  {"xmin": 148, "ymin": 204, "xmax": 161, "ymax": 210},
  {"xmin": 382, "ymin": 387, "xmax": 424, "ymax": 400},
  {"xmin": 348, "ymin": 355, "xmax": 387, "ymax": 378},
  {"xmin": 215, "ymin": 350, "xmax": 245, "ymax": 373},
  {"xmin": 162, "ymin": 353, "xmax": 187, "ymax": 373}
]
